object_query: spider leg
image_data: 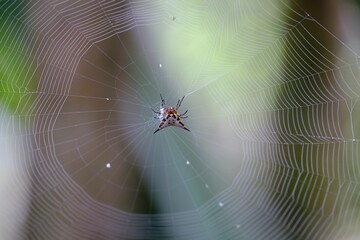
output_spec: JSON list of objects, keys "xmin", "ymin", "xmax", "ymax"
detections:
[
  {"xmin": 153, "ymin": 128, "xmax": 160, "ymax": 134},
  {"xmin": 160, "ymin": 94, "xmax": 165, "ymax": 108},
  {"xmin": 179, "ymin": 110, "xmax": 188, "ymax": 116},
  {"xmin": 176, "ymin": 96, "xmax": 185, "ymax": 109},
  {"xmin": 183, "ymin": 127, "xmax": 191, "ymax": 132},
  {"xmin": 152, "ymin": 108, "xmax": 160, "ymax": 114},
  {"xmin": 152, "ymin": 108, "xmax": 161, "ymax": 119}
]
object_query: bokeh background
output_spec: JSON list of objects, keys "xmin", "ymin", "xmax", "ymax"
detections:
[{"xmin": 1, "ymin": 0, "xmax": 360, "ymax": 239}]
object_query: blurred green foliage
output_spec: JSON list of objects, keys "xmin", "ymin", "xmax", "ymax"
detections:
[{"xmin": 0, "ymin": 0, "xmax": 32, "ymax": 113}]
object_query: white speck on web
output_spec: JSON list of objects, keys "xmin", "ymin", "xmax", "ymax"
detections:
[{"xmin": 106, "ymin": 163, "xmax": 111, "ymax": 168}]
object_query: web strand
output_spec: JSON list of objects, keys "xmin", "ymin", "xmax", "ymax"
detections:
[{"xmin": 2, "ymin": 0, "xmax": 360, "ymax": 239}]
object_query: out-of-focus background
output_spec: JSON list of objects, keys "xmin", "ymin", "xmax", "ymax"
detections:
[{"xmin": 1, "ymin": 0, "xmax": 360, "ymax": 239}]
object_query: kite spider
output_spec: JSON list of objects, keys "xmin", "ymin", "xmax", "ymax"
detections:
[{"xmin": 152, "ymin": 94, "xmax": 190, "ymax": 134}]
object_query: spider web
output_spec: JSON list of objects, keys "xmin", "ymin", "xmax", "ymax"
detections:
[{"xmin": 2, "ymin": 0, "xmax": 360, "ymax": 239}]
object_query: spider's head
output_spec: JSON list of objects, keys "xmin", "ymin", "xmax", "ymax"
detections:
[{"xmin": 167, "ymin": 107, "xmax": 176, "ymax": 114}]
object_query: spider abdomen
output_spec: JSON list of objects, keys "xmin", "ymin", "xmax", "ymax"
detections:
[{"xmin": 166, "ymin": 114, "xmax": 177, "ymax": 125}]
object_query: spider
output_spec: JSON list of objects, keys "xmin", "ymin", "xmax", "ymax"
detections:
[{"xmin": 152, "ymin": 94, "xmax": 190, "ymax": 134}]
